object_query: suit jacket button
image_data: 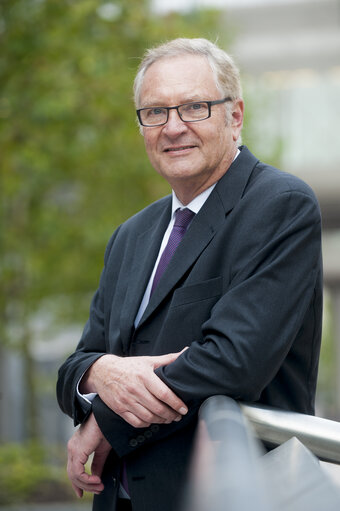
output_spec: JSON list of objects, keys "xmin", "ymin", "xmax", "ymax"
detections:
[
  {"xmin": 137, "ymin": 435, "xmax": 145, "ymax": 443},
  {"xmin": 145, "ymin": 430, "xmax": 152, "ymax": 438},
  {"xmin": 129, "ymin": 438, "xmax": 138, "ymax": 447},
  {"xmin": 151, "ymin": 425, "xmax": 159, "ymax": 433}
]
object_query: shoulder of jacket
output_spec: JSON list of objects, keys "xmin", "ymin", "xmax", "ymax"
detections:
[
  {"xmin": 248, "ymin": 160, "xmax": 318, "ymax": 201},
  {"xmin": 122, "ymin": 195, "xmax": 171, "ymax": 228}
]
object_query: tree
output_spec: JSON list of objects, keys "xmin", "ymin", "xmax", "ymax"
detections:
[{"xmin": 0, "ymin": 0, "xmax": 222, "ymax": 439}]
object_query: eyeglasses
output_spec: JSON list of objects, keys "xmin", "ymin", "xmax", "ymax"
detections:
[{"xmin": 136, "ymin": 97, "xmax": 232, "ymax": 127}]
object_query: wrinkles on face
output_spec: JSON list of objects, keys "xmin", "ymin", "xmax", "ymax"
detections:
[{"xmin": 140, "ymin": 56, "xmax": 242, "ymax": 204}]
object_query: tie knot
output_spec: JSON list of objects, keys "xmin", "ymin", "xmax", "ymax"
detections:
[{"xmin": 174, "ymin": 208, "xmax": 195, "ymax": 229}]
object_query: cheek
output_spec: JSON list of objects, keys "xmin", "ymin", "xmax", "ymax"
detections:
[
  {"xmin": 143, "ymin": 134, "xmax": 165, "ymax": 174},
  {"xmin": 215, "ymin": 125, "xmax": 232, "ymax": 150},
  {"xmin": 201, "ymin": 120, "xmax": 227, "ymax": 145},
  {"xmin": 143, "ymin": 133, "xmax": 157, "ymax": 158}
]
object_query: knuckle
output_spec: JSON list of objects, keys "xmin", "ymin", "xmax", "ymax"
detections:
[
  {"xmin": 153, "ymin": 402, "xmax": 166, "ymax": 416},
  {"xmin": 152, "ymin": 416, "xmax": 166, "ymax": 424},
  {"xmin": 140, "ymin": 410, "xmax": 154, "ymax": 423},
  {"xmin": 134, "ymin": 418, "xmax": 145, "ymax": 428},
  {"xmin": 158, "ymin": 387, "xmax": 170, "ymax": 402},
  {"xmin": 165, "ymin": 410, "xmax": 177, "ymax": 421},
  {"xmin": 123, "ymin": 412, "xmax": 149, "ymax": 429},
  {"xmin": 67, "ymin": 439, "xmax": 74, "ymax": 453},
  {"xmin": 114, "ymin": 402, "xmax": 126, "ymax": 414},
  {"xmin": 125, "ymin": 383, "xmax": 136, "ymax": 394},
  {"xmin": 125, "ymin": 415, "xmax": 138, "ymax": 428}
]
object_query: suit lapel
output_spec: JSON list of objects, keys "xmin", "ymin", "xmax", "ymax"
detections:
[
  {"xmin": 138, "ymin": 196, "xmax": 224, "ymax": 326},
  {"xmin": 123, "ymin": 146, "xmax": 259, "ymax": 335},
  {"xmin": 119, "ymin": 198, "xmax": 172, "ymax": 348}
]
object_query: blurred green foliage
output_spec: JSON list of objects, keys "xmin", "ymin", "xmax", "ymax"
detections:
[
  {"xmin": 0, "ymin": 0, "xmax": 225, "ymax": 439},
  {"xmin": 0, "ymin": 0, "xmax": 223, "ymax": 329},
  {"xmin": 0, "ymin": 441, "xmax": 76, "ymax": 504}
]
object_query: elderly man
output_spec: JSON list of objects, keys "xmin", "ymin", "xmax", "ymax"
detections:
[{"xmin": 57, "ymin": 38, "xmax": 322, "ymax": 511}]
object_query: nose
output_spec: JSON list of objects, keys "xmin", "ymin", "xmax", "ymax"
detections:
[{"xmin": 163, "ymin": 108, "xmax": 188, "ymax": 137}]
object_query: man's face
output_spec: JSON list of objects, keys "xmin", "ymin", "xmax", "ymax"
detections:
[{"xmin": 139, "ymin": 55, "xmax": 243, "ymax": 203}]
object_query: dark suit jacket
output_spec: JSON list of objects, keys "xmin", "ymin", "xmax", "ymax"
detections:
[{"xmin": 57, "ymin": 146, "xmax": 323, "ymax": 511}]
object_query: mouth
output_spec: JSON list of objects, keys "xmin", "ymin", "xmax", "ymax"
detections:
[{"xmin": 164, "ymin": 145, "xmax": 196, "ymax": 153}]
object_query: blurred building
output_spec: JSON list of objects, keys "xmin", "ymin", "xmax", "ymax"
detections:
[
  {"xmin": 0, "ymin": 322, "xmax": 78, "ymax": 444},
  {"xmin": 223, "ymin": 0, "xmax": 340, "ymax": 414},
  {"xmin": 226, "ymin": 0, "xmax": 340, "ymax": 224}
]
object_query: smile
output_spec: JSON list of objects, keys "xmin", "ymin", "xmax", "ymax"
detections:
[{"xmin": 164, "ymin": 145, "xmax": 196, "ymax": 152}]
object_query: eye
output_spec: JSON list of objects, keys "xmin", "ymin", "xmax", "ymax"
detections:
[
  {"xmin": 147, "ymin": 107, "xmax": 165, "ymax": 117},
  {"xmin": 192, "ymin": 103, "xmax": 204, "ymax": 110},
  {"xmin": 181, "ymin": 102, "xmax": 208, "ymax": 116},
  {"xmin": 187, "ymin": 102, "xmax": 204, "ymax": 111}
]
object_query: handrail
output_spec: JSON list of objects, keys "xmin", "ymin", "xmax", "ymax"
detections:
[
  {"xmin": 183, "ymin": 396, "xmax": 340, "ymax": 511},
  {"xmin": 183, "ymin": 396, "xmax": 271, "ymax": 511},
  {"xmin": 241, "ymin": 403, "xmax": 340, "ymax": 464}
]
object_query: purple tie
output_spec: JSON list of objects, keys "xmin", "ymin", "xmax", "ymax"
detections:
[{"xmin": 150, "ymin": 208, "xmax": 195, "ymax": 295}]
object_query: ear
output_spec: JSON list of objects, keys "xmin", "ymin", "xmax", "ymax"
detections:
[{"xmin": 231, "ymin": 99, "xmax": 244, "ymax": 142}]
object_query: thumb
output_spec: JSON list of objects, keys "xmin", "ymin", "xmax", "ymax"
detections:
[{"xmin": 151, "ymin": 347, "xmax": 189, "ymax": 369}]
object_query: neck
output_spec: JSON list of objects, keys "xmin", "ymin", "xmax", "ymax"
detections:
[{"xmin": 172, "ymin": 151, "xmax": 237, "ymax": 205}]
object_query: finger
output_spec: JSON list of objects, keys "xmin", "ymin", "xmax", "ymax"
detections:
[
  {"xmin": 74, "ymin": 471, "xmax": 103, "ymax": 485},
  {"xmin": 71, "ymin": 472, "xmax": 104, "ymax": 494},
  {"xmin": 72, "ymin": 480, "xmax": 103, "ymax": 494},
  {"xmin": 71, "ymin": 482, "xmax": 83, "ymax": 498},
  {"xmin": 135, "ymin": 395, "xmax": 183, "ymax": 423},
  {"xmin": 121, "ymin": 405, "xmax": 182, "ymax": 426},
  {"xmin": 131, "ymin": 400, "xmax": 183, "ymax": 424},
  {"xmin": 144, "ymin": 374, "xmax": 188, "ymax": 416},
  {"xmin": 76, "ymin": 482, "xmax": 104, "ymax": 494},
  {"xmin": 117, "ymin": 380, "xmax": 184, "ymax": 423},
  {"xmin": 121, "ymin": 410, "xmax": 152, "ymax": 428},
  {"xmin": 151, "ymin": 351, "xmax": 185, "ymax": 369},
  {"xmin": 69, "ymin": 465, "xmax": 104, "ymax": 495},
  {"xmin": 116, "ymin": 393, "xmax": 181, "ymax": 426},
  {"xmin": 68, "ymin": 457, "xmax": 103, "ymax": 487}
]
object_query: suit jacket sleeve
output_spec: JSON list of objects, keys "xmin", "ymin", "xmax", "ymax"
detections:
[
  {"xmin": 155, "ymin": 187, "xmax": 322, "ymax": 404},
  {"xmin": 56, "ymin": 227, "xmax": 121, "ymax": 425},
  {"xmin": 95, "ymin": 184, "xmax": 322, "ymax": 458}
]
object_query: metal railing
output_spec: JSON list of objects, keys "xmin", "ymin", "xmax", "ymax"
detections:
[
  {"xmin": 241, "ymin": 402, "xmax": 340, "ymax": 465},
  {"xmin": 183, "ymin": 396, "xmax": 340, "ymax": 511}
]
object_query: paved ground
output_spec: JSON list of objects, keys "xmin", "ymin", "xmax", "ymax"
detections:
[{"xmin": 0, "ymin": 504, "xmax": 91, "ymax": 511}]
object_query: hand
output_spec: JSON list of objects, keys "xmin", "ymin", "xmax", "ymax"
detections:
[
  {"xmin": 67, "ymin": 413, "xmax": 111, "ymax": 498},
  {"xmin": 80, "ymin": 350, "xmax": 188, "ymax": 428}
]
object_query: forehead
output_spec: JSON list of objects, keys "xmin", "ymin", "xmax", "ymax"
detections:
[{"xmin": 140, "ymin": 55, "xmax": 220, "ymax": 106}]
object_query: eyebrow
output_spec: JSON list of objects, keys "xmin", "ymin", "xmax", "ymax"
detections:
[{"xmin": 139, "ymin": 96, "xmax": 213, "ymax": 108}]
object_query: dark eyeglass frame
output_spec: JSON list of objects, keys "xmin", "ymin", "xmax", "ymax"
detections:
[{"xmin": 136, "ymin": 97, "xmax": 233, "ymax": 127}]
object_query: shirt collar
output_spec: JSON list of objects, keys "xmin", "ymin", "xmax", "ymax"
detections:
[{"xmin": 172, "ymin": 184, "xmax": 216, "ymax": 216}]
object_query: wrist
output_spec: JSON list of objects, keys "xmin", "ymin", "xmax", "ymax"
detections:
[
  {"xmin": 79, "ymin": 364, "xmax": 96, "ymax": 394},
  {"xmin": 79, "ymin": 354, "xmax": 118, "ymax": 394}
]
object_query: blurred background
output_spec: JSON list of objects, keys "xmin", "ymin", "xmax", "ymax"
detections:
[{"xmin": 1, "ymin": 0, "xmax": 340, "ymax": 506}]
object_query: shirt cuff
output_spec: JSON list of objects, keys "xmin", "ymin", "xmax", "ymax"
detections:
[{"xmin": 76, "ymin": 372, "xmax": 98, "ymax": 404}]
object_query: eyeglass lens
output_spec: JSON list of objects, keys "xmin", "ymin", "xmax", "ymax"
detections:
[{"xmin": 140, "ymin": 102, "xmax": 210, "ymax": 126}]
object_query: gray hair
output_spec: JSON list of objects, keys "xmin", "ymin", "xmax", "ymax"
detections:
[{"xmin": 133, "ymin": 38, "xmax": 243, "ymax": 117}]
